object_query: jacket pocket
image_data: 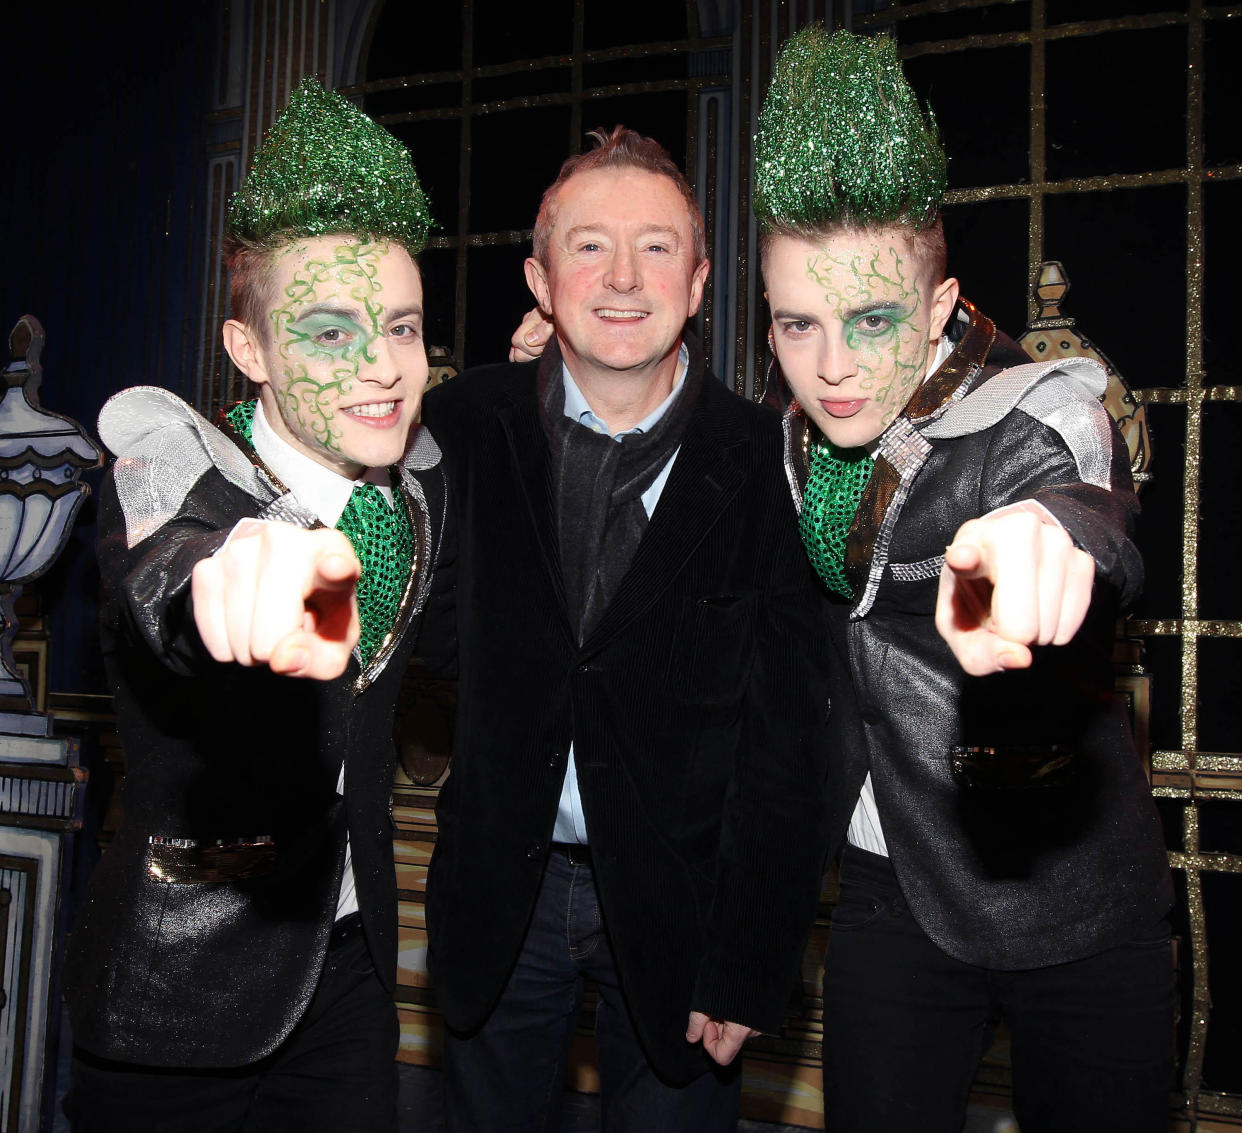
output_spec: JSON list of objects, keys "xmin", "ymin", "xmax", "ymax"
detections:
[{"xmin": 668, "ymin": 593, "xmax": 756, "ymax": 707}]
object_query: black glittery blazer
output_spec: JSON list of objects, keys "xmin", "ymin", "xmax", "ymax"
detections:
[
  {"xmin": 781, "ymin": 301, "xmax": 1173, "ymax": 970},
  {"xmin": 63, "ymin": 389, "xmax": 447, "ymax": 1068},
  {"xmin": 419, "ymin": 335, "xmax": 837, "ymax": 1087}
]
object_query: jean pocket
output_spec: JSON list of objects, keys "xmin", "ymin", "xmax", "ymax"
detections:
[{"xmin": 829, "ymin": 886, "xmax": 896, "ymax": 931}]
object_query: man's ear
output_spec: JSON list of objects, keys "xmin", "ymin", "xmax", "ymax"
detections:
[
  {"xmin": 929, "ymin": 276, "xmax": 961, "ymax": 342},
  {"xmin": 686, "ymin": 258, "xmax": 711, "ymax": 319},
  {"xmin": 221, "ymin": 320, "xmax": 270, "ymax": 386},
  {"xmin": 524, "ymin": 258, "xmax": 553, "ymax": 317}
]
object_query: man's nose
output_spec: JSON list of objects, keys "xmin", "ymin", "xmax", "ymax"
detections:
[
  {"xmin": 605, "ymin": 246, "xmax": 641, "ymax": 292},
  {"xmin": 818, "ymin": 335, "xmax": 858, "ymax": 386},
  {"xmin": 360, "ymin": 336, "xmax": 401, "ymax": 386}
]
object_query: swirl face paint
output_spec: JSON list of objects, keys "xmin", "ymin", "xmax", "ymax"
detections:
[
  {"xmin": 765, "ymin": 228, "xmax": 955, "ymax": 450},
  {"xmin": 252, "ymin": 235, "xmax": 428, "ymax": 478}
]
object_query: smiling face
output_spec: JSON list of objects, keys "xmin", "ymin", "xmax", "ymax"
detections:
[
  {"xmin": 223, "ymin": 235, "xmax": 428, "ymax": 478},
  {"xmin": 764, "ymin": 228, "xmax": 959, "ymax": 449},
  {"xmin": 524, "ymin": 166, "xmax": 710, "ymax": 396}
]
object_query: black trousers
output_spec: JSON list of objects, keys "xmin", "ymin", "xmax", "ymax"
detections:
[
  {"xmin": 822, "ymin": 846, "xmax": 1176, "ymax": 1133},
  {"xmin": 65, "ymin": 915, "xmax": 399, "ymax": 1133}
]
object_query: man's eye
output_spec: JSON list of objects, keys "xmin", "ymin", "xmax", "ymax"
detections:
[
  {"xmin": 781, "ymin": 320, "xmax": 813, "ymax": 335},
  {"xmin": 857, "ymin": 314, "xmax": 892, "ymax": 333},
  {"xmin": 646, "ymin": 244, "xmax": 669, "ymax": 254},
  {"xmin": 390, "ymin": 323, "xmax": 420, "ymax": 340},
  {"xmin": 579, "ymin": 242, "xmax": 601, "ymax": 253},
  {"xmin": 315, "ymin": 327, "xmax": 348, "ymax": 344}
]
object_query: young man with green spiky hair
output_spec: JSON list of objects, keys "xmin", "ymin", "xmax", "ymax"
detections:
[
  {"xmin": 62, "ymin": 78, "xmax": 445, "ymax": 1132},
  {"xmin": 754, "ymin": 26, "xmax": 1174, "ymax": 1132}
]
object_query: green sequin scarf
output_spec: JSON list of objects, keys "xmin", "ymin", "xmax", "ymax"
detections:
[
  {"xmin": 224, "ymin": 399, "xmax": 413, "ymax": 664},
  {"xmin": 798, "ymin": 438, "xmax": 875, "ymax": 600}
]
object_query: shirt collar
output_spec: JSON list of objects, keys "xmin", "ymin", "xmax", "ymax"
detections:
[
  {"xmin": 561, "ymin": 341, "xmax": 690, "ymax": 439},
  {"xmin": 927, "ymin": 333, "xmax": 955, "ymax": 379},
  {"xmin": 250, "ymin": 400, "xmax": 392, "ymax": 527}
]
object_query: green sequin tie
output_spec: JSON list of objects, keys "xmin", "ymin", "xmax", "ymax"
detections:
[
  {"xmin": 336, "ymin": 483, "xmax": 413, "ymax": 664},
  {"xmin": 799, "ymin": 440, "xmax": 875, "ymax": 599},
  {"xmin": 223, "ymin": 400, "xmax": 411, "ymax": 664}
]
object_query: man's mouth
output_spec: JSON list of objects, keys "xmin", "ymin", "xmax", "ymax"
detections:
[
  {"xmin": 343, "ymin": 400, "xmax": 399, "ymax": 420},
  {"xmin": 595, "ymin": 309, "xmax": 649, "ymax": 320},
  {"xmin": 819, "ymin": 398, "xmax": 866, "ymax": 419}
]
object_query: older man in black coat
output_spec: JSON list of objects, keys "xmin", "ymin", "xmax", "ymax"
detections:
[{"xmin": 421, "ymin": 127, "xmax": 835, "ymax": 1130}]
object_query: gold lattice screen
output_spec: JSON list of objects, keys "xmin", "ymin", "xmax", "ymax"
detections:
[{"xmin": 867, "ymin": 3, "xmax": 1241, "ymax": 1127}]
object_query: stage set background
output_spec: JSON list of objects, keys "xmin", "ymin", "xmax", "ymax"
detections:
[{"xmin": 3, "ymin": 0, "xmax": 1239, "ymax": 1128}]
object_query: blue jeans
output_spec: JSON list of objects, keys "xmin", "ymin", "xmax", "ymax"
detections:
[
  {"xmin": 443, "ymin": 847, "xmax": 740, "ymax": 1132},
  {"xmin": 822, "ymin": 846, "xmax": 1175, "ymax": 1133}
]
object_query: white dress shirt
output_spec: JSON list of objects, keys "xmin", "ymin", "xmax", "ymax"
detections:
[{"xmin": 250, "ymin": 400, "xmax": 395, "ymax": 919}]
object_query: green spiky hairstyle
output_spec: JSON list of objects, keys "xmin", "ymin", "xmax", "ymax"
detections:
[
  {"xmin": 226, "ymin": 76, "xmax": 433, "ymax": 254},
  {"xmin": 754, "ymin": 27, "xmax": 946, "ymax": 234}
]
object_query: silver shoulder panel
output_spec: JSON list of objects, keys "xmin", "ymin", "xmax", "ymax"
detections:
[
  {"xmin": 98, "ymin": 386, "xmax": 284, "ymax": 548},
  {"xmin": 919, "ymin": 358, "xmax": 1113, "ymax": 490}
]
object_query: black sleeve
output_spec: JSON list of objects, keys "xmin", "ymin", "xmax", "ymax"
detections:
[{"xmin": 97, "ymin": 464, "xmax": 247, "ymax": 675}]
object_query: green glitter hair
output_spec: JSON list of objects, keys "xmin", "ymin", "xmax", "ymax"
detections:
[
  {"xmin": 226, "ymin": 75, "xmax": 432, "ymax": 255},
  {"xmin": 754, "ymin": 27, "xmax": 946, "ymax": 235}
]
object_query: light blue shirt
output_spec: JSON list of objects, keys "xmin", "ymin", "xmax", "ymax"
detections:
[{"xmin": 552, "ymin": 344, "xmax": 688, "ymax": 845}]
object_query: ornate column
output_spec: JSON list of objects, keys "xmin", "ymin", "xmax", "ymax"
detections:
[{"xmin": 0, "ymin": 315, "xmax": 98, "ymax": 1132}]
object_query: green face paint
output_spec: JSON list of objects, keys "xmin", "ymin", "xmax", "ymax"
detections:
[
  {"xmin": 287, "ymin": 311, "xmax": 380, "ymax": 365},
  {"xmin": 248, "ymin": 234, "xmax": 429, "ymax": 479},
  {"xmin": 765, "ymin": 230, "xmax": 942, "ymax": 450},
  {"xmin": 268, "ymin": 241, "xmax": 391, "ymax": 458},
  {"xmin": 805, "ymin": 244, "xmax": 927, "ymax": 415}
]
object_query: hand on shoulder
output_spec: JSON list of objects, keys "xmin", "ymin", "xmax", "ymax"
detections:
[{"xmin": 508, "ymin": 307, "xmax": 554, "ymax": 363}]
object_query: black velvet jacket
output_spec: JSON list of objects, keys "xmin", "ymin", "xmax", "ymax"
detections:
[
  {"xmin": 63, "ymin": 389, "xmax": 447, "ymax": 1068},
  {"xmin": 782, "ymin": 301, "xmax": 1172, "ymax": 969},
  {"xmin": 420, "ymin": 337, "xmax": 836, "ymax": 1085}
]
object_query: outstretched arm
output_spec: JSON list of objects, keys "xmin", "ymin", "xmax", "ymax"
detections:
[
  {"xmin": 935, "ymin": 503, "xmax": 1096, "ymax": 677},
  {"xmin": 191, "ymin": 519, "xmax": 361, "ymax": 679},
  {"xmin": 934, "ymin": 406, "xmax": 1141, "ymax": 677}
]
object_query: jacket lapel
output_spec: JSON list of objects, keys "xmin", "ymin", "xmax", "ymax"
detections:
[
  {"xmin": 580, "ymin": 380, "xmax": 748, "ymax": 656},
  {"xmin": 495, "ymin": 378, "xmax": 569, "ymax": 615}
]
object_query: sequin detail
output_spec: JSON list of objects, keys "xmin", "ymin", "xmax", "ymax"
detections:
[
  {"xmin": 336, "ymin": 483, "xmax": 413, "ymax": 665},
  {"xmin": 754, "ymin": 27, "xmax": 946, "ymax": 233},
  {"xmin": 799, "ymin": 439, "xmax": 874, "ymax": 599},
  {"xmin": 223, "ymin": 398, "xmax": 411, "ymax": 665},
  {"xmin": 225, "ymin": 399, "xmax": 257, "ymax": 442},
  {"xmin": 227, "ymin": 76, "xmax": 433, "ymax": 254}
]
